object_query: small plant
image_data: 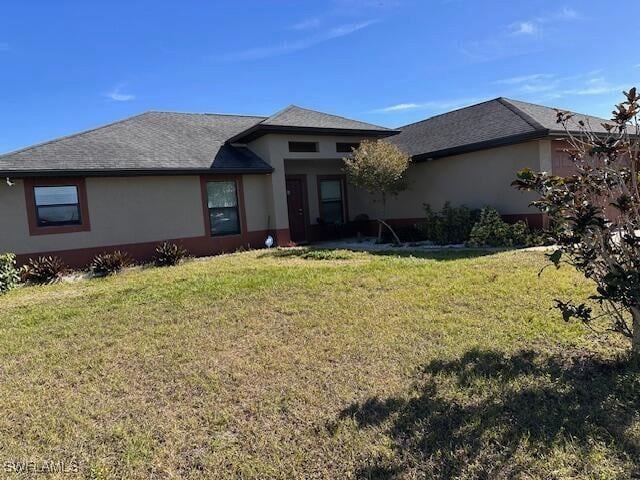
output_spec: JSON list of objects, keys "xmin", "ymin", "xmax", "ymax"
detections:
[
  {"xmin": 0, "ymin": 253, "xmax": 20, "ymax": 294},
  {"xmin": 90, "ymin": 251, "xmax": 131, "ymax": 277},
  {"xmin": 421, "ymin": 202, "xmax": 480, "ymax": 245},
  {"xmin": 466, "ymin": 208, "xmax": 531, "ymax": 247},
  {"xmin": 22, "ymin": 256, "xmax": 68, "ymax": 284},
  {"xmin": 153, "ymin": 242, "xmax": 188, "ymax": 267}
]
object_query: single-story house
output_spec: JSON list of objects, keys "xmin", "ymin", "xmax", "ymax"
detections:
[{"xmin": 0, "ymin": 98, "xmax": 605, "ymax": 266}]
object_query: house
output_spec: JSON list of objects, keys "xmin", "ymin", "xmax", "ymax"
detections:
[{"xmin": 0, "ymin": 98, "xmax": 606, "ymax": 266}]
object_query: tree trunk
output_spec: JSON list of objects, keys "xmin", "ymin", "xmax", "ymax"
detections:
[{"xmin": 632, "ymin": 306, "xmax": 640, "ymax": 364}]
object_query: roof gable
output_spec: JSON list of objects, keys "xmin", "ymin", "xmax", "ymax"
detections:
[
  {"xmin": 391, "ymin": 97, "xmax": 615, "ymax": 160},
  {"xmin": 228, "ymin": 105, "xmax": 397, "ymax": 143},
  {"xmin": 390, "ymin": 98, "xmax": 541, "ymax": 158}
]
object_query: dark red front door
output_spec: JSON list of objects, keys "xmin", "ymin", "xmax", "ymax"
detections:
[{"xmin": 286, "ymin": 178, "xmax": 307, "ymax": 243}]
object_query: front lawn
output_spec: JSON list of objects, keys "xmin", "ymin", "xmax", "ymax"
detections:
[{"xmin": 0, "ymin": 249, "xmax": 638, "ymax": 479}]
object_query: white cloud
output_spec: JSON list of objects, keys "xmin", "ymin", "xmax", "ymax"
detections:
[
  {"xmin": 510, "ymin": 7, "xmax": 579, "ymax": 37},
  {"xmin": 542, "ymin": 7, "xmax": 579, "ymax": 22},
  {"xmin": 104, "ymin": 84, "xmax": 135, "ymax": 102},
  {"xmin": 495, "ymin": 73, "xmax": 554, "ymax": 85},
  {"xmin": 510, "ymin": 21, "xmax": 537, "ymax": 36},
  {"xmin": 371, "ymin": 97, "xmax": 488, "ymax": 114},
  {"xmin": 290, "ymin": 17, "xmax": 322, "ymax": 30},
  {"xmin": 373, "ymin": 103, "xmax": 421, "ymax": 112},
  {"xmin": 221, "ymin": 20, "xmax": 379, "ymax": 61}
]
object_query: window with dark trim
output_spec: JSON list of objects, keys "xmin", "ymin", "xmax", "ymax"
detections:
[
  {"xmin": 336, "ymin": 142, "xmax": 360, "ymax": 153},
  {"xmin": 33, "ymin": 185, "xmax": 82, "ymax": 226},
  {"xmin": 288, "ymin": 141, "xmax": 318, "ymax": 153},
  {"xmin": 318, "ymin": 178, "xmax": 345, "ymax": 224},
  {"xmin": 206, "ymin": 180, "xmax": 241, "ymax": 236}
]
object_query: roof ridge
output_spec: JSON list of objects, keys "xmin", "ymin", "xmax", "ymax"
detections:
[
  {"xmin": 397, "ymin": 98, "xmax": 499, "ymax": 129},
  {"xmin": 260, "ymin": 104, "xmax": 297, "ymax": 124},
  {"xmin": 0, "ymin": 112, "xmax": 152, "ymax": 158},
  {"xmin": 264, "ymin": 104, "xmax": 390, "ymax": 129},
  {"xmin": 148, "ymin": 110, "xmax": 268, "ymax": 119},
  {"xmin": 497, "ymin": 97, "xmax": 547, "ymax": 131}
]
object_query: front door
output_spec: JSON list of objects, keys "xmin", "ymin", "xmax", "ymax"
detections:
[{"xmin": 286, "ymin": 177, "xmax": 307, "ymax": 243}]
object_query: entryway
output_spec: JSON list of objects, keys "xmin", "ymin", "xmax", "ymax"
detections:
[{"xmin": 285, "ymin": 176, "xmax": 308, "ymax": 243}]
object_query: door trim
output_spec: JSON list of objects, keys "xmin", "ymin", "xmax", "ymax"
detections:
[{"xmin": 285, "ymin": 174, "xmax": 310, "ymax": 243}]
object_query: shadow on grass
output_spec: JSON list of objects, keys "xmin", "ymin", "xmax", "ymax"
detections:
[
  {"xmin": 258, "ymin": 247, "xmax": 499, "ymax": 262},
  {"xmin": 334, "ymin": 348, "xmax": 640, "ymax": 479}
]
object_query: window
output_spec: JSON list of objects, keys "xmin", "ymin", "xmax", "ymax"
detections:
[
  {"xmin": 336, "ymin": 142, "xmax": 360, "ymax": 153},
  {"xmin": 288, "ymin": 141, "xmax": 318, "ymax": 153},
  {"xmin": 34, "ymin": 185, "xmax": 81, "ymax": 226},
  {"xmin": 318, "ymin": 178, "xmax": 345, "ymax": 224},
  {"xmin": 206, "ymin": 181, "xmax": 240, "ymax": 236}
]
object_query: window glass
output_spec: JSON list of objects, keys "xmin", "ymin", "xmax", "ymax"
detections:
[
  {"xmin": 207, "ymin": 181, "xmax": 237, "ymax": 208},
  {"xmin": 320, "ymin": 180, "xmax": 342, "ymax": 201},
  {"xmin": 34, "ymin": 186, "xmax": 78, "ymax": 206},
  {"xmin": 206, "ymin": 181, "xmax": 240, "ymax": 236},
  {"xmin": 319, "ymin": 179, "xmax": 344, "ymax": 224},
  {"xmin": 288, "ymin": 141, "xmax": 318, "ymax": 153},
  {"xmin": 33, "ymin": 186, "xmax": 81, "ymax": 226}
]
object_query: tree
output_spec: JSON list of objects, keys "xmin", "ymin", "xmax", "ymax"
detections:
[
  {"xmin": 513, "ymin": 88, "xmax": 640, "ymax": 360},
  {"xmin": 343, "ymin": 139, "xmax": 410, "ymax": 243}
]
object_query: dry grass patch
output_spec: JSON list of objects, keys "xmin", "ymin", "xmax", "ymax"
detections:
[{"xmin": 0, "ymin": 248, "xmax": 637, "ymax": 479}]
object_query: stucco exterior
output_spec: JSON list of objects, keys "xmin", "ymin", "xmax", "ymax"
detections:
[
  {"xmin": 349, "ymin": 140, "xmax": 543, "ymax": 220},
  {"xmin": 0, "ymin": 133, "xmax": 548, "ymax": 265},
  {"xmin": 0, "ymin": 174, "xmax": 273, "ymax": 258}
]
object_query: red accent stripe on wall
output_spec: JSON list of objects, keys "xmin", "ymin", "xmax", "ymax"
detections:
[{"xmin": 15, "ymin": 229, "xmax": 290, "ymax": 269}]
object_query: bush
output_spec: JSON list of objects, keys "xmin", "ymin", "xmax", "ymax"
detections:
[
  {"xmin": 90, "ymin": 251, "xmax": 131, "ymax": 277},
  {"xmin": 0, "ymin": 253, "xmax": 20, "ymax": 294},
  {"xmin": 153, "ymin": 242, "xmax": 188, "ymax": 267},
  {"xmin": 421, "ymin": 202, "xmax": 480, "ymax": 245},
  {"xmin": 22, "ymin": 256, "xmax": 68, "ymax": 284},
  {"xmin": 467, "ymin": 207, "xmax": 533, "ymax": 247}
]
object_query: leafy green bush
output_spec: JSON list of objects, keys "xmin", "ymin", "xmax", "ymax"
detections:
[
  {"xmin": 0, "ymin": 253, "xmax": 20, "ymax": 294},
  {"xmin": 153, "ymin": 242, "xmax": 188, "ymax": 267},
  {"xmin": 90, "ymin": 251, "xmax": 131, "ymax": 277},
  {"xmin": 22, "ymin": 256, "xmax": 68, "ymax": 284},
  {"xmin": 467, "ymin": 207, "xmax": 533, "ymax": 247},
  {"xmin": 421, "ymin": 202, "xmax": 480, "ymax": 245}
]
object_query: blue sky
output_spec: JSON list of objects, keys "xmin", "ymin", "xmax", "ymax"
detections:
[{"xmin": 1, "ymin": 0, "xmax": 638, "ymax": 153}]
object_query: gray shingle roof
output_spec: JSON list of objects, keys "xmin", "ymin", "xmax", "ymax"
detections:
[
  {"xmin": 391, "ymin": 97, "xmax": 613, "ymax": 159},
  {"xmin": 228, "ymin": 105, "xmax": 397, "ymax": 143},
  {"xmin": 0, "ymin": 111, "xmax": 271, "ymax": 175},
  {"xmin": 262, "ymin": 105, "xmax": 392, "ymax": 130}
]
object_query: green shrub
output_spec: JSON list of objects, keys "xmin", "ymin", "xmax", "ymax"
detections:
[
  {"xmin": 22, "ymin": 256, "xmax": 68, "ymax": 284},
  {"xmin": 421, "ymin": 202, "xmax": 480, "ymax": 245},
  {"xmin": 153, "ymin": 242, "xmax": 188, "ymax": 267},
  {"xmin": 90, "ymin": 251, "xmax": 131, "ymax": 277},
  {"xmin": 467, "ymin": 207, "xmax": 533, "ymax": 247},
  {"xmin": 0, "ymin": 253, "xmax": 20, "ymax": 294}
]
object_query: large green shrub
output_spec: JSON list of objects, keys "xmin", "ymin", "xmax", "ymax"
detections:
[
  {"xmin": 0, "ymin": 253, "xmax": 20, "ymax": 294},
  {"xmin": 467, "ymin": 207, "xmax": 531, "ymax": 247},
  {"xmin": 421, "ymin": 202, "xmax": 480, "ymax": 245}
]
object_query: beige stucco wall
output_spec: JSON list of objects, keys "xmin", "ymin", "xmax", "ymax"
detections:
[
  {"xmin": 349, "ymin": 140, "xmax": 543, "ymax": 219},
  {"xmin": 0, "ymin": 174, "xmax": 272, "ymax": 255},
  {"xmin": 247, "ymin": 133, "xmax": 372, "ymax": 230},
  {"xmin": 279, "ymin": 139, "xmax": 544, "ymax": 224}
]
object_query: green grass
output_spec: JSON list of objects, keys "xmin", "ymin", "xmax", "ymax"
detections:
[{"xmin": 0, "ymin": 248, "xmax": 638, "ymax": 479}]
